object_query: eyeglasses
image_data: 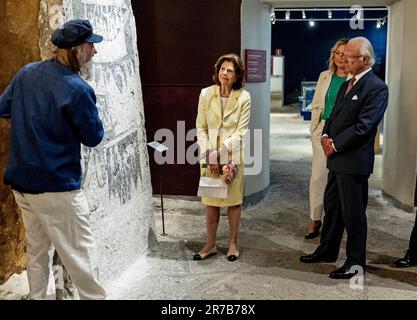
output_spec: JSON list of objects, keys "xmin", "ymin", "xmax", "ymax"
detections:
[{"xmin": 344, "ymin": 55, "xmax": 364, "ymax": 60}]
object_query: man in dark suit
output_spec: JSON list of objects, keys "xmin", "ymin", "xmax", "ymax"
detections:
[{"xmin": 300, "ymin": 37, "xmax": 389, "ymax": 279}]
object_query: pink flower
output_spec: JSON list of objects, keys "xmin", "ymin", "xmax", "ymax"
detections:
[{"xmin": 221, "ymin": 161, "xmax": 238, "ymax": 184}]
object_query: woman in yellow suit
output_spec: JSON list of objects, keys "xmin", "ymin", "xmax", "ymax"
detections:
[{"xmin": 194, "ymin": 53, "xmax": 251, "ymax": 262}]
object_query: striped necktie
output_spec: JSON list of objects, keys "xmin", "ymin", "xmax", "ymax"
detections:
[{"xmin": 344, "ymin": 76, "xmax": 356, "ymax": 97}]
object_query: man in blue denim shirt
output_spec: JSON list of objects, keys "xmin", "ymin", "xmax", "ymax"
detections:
[{"xmin": 0, "ymin": 20, "xmax": 106, "ymax": 299}]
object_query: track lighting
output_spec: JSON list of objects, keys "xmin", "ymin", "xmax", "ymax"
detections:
[
  {"xmin": 285, "ymin": 10, "xmax": 290, "ymax": 20},
  {"xmin": 270, "ymin": 7, "xmax": 276, "ymax": 24},
  {"xmin": 269, "ymin": 8, "xmax": 387, "ymax": 26}
]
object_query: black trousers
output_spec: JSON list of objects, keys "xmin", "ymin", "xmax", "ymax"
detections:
[
  {"xmin": 317, "ymin": 170, "xmax": 369, "ymax": 269},
  {"xmin": 409, "ymin": 213, "xmax": 417, "ymax": 254}
]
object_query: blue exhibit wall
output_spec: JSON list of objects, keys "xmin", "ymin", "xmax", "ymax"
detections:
[{"xmin": 272, "ymin": 10, "xmax": 388, "ymax": 105}]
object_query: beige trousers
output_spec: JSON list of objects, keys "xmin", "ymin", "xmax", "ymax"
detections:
[
  {"xmin": 13, "ymin": 190, "xmax": 107, "ymax": 300},
  {"xmin": 309, "ymin": 120, "xmax": 328, "ymax": 221}
]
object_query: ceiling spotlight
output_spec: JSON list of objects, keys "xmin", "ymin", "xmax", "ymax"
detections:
[
  {"xmin": 381, "ymin": 18, "xmax": 386, "ymax": 25},
  {"xmin": 285, "ymin": 10, "xmax": 290, "ymax": 20},
  {"xmin": 328, "ymin": 10, "xmax": 332, "ymax": 19},
  {"xmin": 309, "ymin": 20, "xmax": 315, "ymax": 27},
  {"xmin": 270, "ymin": 13, "xmax": 276, "ymax": 24},
  {"xmin": 376, "ymin": 19, "xmax": 381, "ymax": 28},
  {"xmin": 302, "ymin": 10, "xmax": 306, "ymax": 19}
]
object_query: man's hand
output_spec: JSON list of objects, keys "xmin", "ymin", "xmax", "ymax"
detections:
[{"xmin": 321, "ymin": 137, "xmax": 335, "ymax": 157}]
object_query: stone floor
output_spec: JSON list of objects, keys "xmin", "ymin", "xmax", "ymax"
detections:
[{"xmin": 2, "ymin": 112, "xmax": 417, "ymax": 300}]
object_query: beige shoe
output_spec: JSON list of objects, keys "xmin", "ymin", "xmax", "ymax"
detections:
[{"xmin": 193, "ymin": 245, "xmax": 217, "ymax": 260}]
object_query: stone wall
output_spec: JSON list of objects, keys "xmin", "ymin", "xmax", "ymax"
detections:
[{"xmin": 0, "ymin": 0, "xmax": 41, "ymax": 284}]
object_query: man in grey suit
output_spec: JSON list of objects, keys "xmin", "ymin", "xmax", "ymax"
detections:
[{"xmin": 300, "ymin": 37, "xmax": 389, "ymax": 279}]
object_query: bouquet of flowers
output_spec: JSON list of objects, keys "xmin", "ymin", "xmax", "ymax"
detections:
[{"xmin": 221, "ymin": 160, "xmax": 238, "ymax": 184}]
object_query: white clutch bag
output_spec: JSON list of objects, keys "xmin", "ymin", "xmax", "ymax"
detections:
[{"xmin": 197, "ymin": 176, "xmax": 228, "ymax": 199}]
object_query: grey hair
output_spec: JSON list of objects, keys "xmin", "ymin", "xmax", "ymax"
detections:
[{"xmin": 351, "ymin": 37, "xmax": 375, "ymax": 67}]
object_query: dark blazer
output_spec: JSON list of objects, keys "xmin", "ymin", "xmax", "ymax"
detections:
[{"xmin": 323, "ymin": 70, "xmax": 388, "ymax": 175}]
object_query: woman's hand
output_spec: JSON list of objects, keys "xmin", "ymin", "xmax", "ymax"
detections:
[
  {"xmin": 209, "ymin": 164, "xmax": 220, "ymax": 175},
  {"xmin": 206, "ymin": 149, "xmax": 220, "ymax": 175}
]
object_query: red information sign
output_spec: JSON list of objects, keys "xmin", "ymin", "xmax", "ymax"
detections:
[{"xmin": 245, "ymin": 49, "xmax": 266, "ymax": 83}]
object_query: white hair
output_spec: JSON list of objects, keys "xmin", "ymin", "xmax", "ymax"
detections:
[{"xmin": 350, "ymin": 37, "xmax": 375, "ymax": 67}]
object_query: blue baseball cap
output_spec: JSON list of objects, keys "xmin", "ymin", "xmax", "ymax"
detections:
[{"xmin": 51, "ymin": 19, "xmax": 103, "ymax": 49}]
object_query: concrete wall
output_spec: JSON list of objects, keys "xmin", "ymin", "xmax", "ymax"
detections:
[
  {"xmin": 241, "ymin": 0, "xmax": 271, "ymax": 202},
  {"xmin": 383, "ymin": 0, "xmax": 417, "ymax": 211},
  {"xmin": 0, "ymin": 0, "xmax": 41, "ymax": 284}
]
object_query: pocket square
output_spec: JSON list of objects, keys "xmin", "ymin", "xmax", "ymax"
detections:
[{"xmin": 352, "ymin": 95, "xmax": 358, "ymax": 100}]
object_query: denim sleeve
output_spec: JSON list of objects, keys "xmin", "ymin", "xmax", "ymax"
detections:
[
  {"xmin": 67, "ymin": 88, "xmax": 104, "ymax": 147},
  {"xmin": 0, "ymin": 83, "xmax": 13, "ymax": 119}
]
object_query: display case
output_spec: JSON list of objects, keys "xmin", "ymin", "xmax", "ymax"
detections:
[{"xmin": 300, "ymin": 81, "xmax": 317, "ymax": 121}]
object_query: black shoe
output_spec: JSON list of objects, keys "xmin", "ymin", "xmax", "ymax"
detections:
[
  {"xmin": 300, "ymin": 251, "xmax": 337, "ymax": 263},
  {"xmin": 304, "ymin": 230, "xmax": 320, "ymax": 239},
  {"xmin": 304, "ymin": 221, "xmax": 322, "ymax": 239},
  {"xmin": 394, "ymin": 250, "xmax": 417, "ymax": 268},
  {"xmin": 226, "ymin": 248, "xmax": 239, "ymax": 262},
  {"xmin": 329, "ymin": 265, "xmax": 362, "ymax": 279},
  {"xmin": 193, "ymin": 245, "xmax": 217, "ymax": 260}
]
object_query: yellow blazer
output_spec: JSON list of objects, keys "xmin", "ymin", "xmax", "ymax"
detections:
[
  {"xmin": 195, "ymin": 85, "xmax": 251, "ymax": 207},
  {"xmin": 196, "ymin": 85, "xmax": 251, "ymax": 158},
  {"xmin": 310, "ymin": 70, "xmax": 333, "ymax": 134}
]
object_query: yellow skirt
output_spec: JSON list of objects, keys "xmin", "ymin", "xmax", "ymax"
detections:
[{"xmin": 200, "ymin": 163, "xmax": 244, "ymax": 207}]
